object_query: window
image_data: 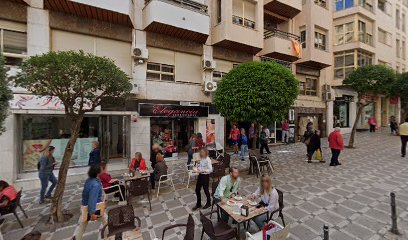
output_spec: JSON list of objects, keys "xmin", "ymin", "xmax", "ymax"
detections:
[
  {"xmin": 0, "ymin": 29, "xmax": 27, "ymax": 66},
  {"xmin": 378, "ymin": 28, "xmax": 392, "ymax": 45},
  {"xmin": 359, "ymin": 0, "xmax": 373, "ymax": 12},
  {"xmin": 212, "ymin": 71, "xmax": 227, "ymax": 82},
  {"xmin": 402, "ymin": 40, "xmax": 406, "ymax": 60},
  {"xmin": 314, "ymin": 31, "xmax": 326, "ymax": 50},
  {"xmin": 300, "ymin": 30, "xmax": 306, "ymax": 48},
  {"xmin": 335, "ymin": 22, "xmax": 354, "ymax": 45},
  {"xmin": 357, "ymin": 51, "xmax": 373, "ymax": 67},
  {"xmin": 396, "ymin": 39, "xmax": 401, "ymax": 58},
  {"xmin": 216, "ymin": 0, "xmax": 222, "ymax": 23},
  {"xmin": 146, "ymin": 62, "xmax": 175, "ymax": 81},
  {"xmin": 402, "ymin": 13, "xmax": 406, "ymax": 32},
  {"xmin": 358, "ymin": 21, "xmax": 372, "ymax": 45},
  {"xmin": 314, "ymin": 0, "xmax": 327, "ymax": 8},
  {"xmin": 378, "ymin": 0, "xmax": 392, "ymax": 15},
  {"xmin": 232, "ymin": 0, "xmax": 256, "ymax": 29},
  {"xmin": 396, "ymin": 9, "xmax": 401, "ymax": 29},
  {"xmin": 378, "ymin": 0, "xmax": 386, "ymax": 11},
  {"xmin": 333, "ymin": 98, "xmax": 351, "ymax": 128},
  {"xmin": 299, "ymin": 78, "xmax": 318, "ymax": 96},
  {"xmin": 335, "ymin": 0, "xmax": 354, "ymax": 11},
  {"xmin": 334, "ymin": 51, "xmax": 355, "ymax": 79}
]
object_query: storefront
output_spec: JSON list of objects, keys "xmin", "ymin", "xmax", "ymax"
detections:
[
  {"xmin": 333, "ymin": 95, "xmax": 353, "ymax": 128},
  {"xmin": 294, "ymin": 107, "xmax": 326, "ymax": 140}
]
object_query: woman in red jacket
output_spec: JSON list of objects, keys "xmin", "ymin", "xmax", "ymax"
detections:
[
  {"xmin": 328, "ymin": 127, "xmax": 344, "ymax": 166},
  {"xmin": 129, "ymin": 152, "xmax": 147, "ymax": 172}
]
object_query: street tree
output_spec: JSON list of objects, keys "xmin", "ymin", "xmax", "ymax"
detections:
[
  {"xmin": 15, "ymin": 51, "xmax": 132, "ymax": 222},
  {"xmin": 214, "ymin": 61, "xmax": 299, "ymax": 148},
  {"xmin": 343, "ymin": 65, "xmax": 395, "ymax": 148},
  {"xmin": 390, "ymin": 72, "xmax": 408, "ymax": 120},
  {"xmin": 0, "ymin": 54, "xmax": 12, "ymax": 135}
]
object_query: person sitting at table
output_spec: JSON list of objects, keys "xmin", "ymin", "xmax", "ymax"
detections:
[
  {"xmin": 150, "ymin": 144, "xmax": 163, "ymax": 169},
  {"xmin": 214, "ymin": 167, "xmax": 241, "ymax": 221},
  {"xmin": 99, "ymin": 163, "xmax": 125, "ymax": 201},
  {"xmin": 0, "ymin": 180, "xmax": 17, "ymax": 215},
  {"xmin": 129, "ymin": 152, "xmax": 147, "ymax": 172},
  {"xmin": 251, "ymin": 174, "xmax": 279, "ymax": 230},
  {"xmin": 193, "ymin": 148, "xmax": 213, "ymax": 211},
  {"xmin": 150, "ymin": 153, "xmax": 168, "ymax": 190}
]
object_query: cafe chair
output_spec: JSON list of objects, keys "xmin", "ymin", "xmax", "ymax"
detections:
[
  {"xmin": 200, "ymin": 210, "xmax": 237, "ymax": 240},
  {"xmin": 100, "ymin": 205, "xmax": 141, "ymax": 239},
  {"xmin": 127, "ymin": 178, "xmax": 152, "ymax": 211},
  {"xmin": 186, "ymin": 163, "xmax": 199, "ymax": 189},
  {"xmin": 157, "ymin": 162, "xmax": 176, "ymax": 198},
  {"xmin": 0, "ymin": 189, "xmax": 28, "ymax": 228},
  {"xmin": 103, "ymin": 184, "xmax": 125, "ymax": 203},
  {"xmin": 250, "ymin": 151, "xmax": 273, "ymax": 176},
  {"xmin": 266, "ymin": 189, "xmax": 286, "ymax": 227},
  {"xmin": 210, "ymin": 163, "xmax": 225, "ymax": 182},
  {"xmin": 222, "ymin": 154, "xmax": 231, "ymax": 172},
  {"xmin": 210, "ymin": 180, "xmax": 220, "ymax": 219},
  {"xmin": 162, "ymin": 214, "xmax": 195, "ymax": 240}
]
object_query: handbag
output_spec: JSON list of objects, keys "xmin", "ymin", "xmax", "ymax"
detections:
[
  {"xmin": 315, "ymin": 149, "xmax": 323, "ymax": 161},
  {"xmin": 262, "ymin": 222, "xmax": 276, "ymax": 240},
  {"xmin": 80, "ymin": 202, "xmax": 105, "ymax": 222}
]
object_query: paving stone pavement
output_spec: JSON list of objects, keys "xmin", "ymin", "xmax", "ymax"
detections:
[{"xmin": 2, "ymin": 130, "xmax": 408, "ymax": 240}]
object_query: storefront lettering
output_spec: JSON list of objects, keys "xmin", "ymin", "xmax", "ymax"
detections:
[
  {"xmin": 139, "ymin": 103, "xmax": 209, "ymax": 117},
  {"xmin": 152, "ymin": 105, "xmax": 200, "ymax": 117}
]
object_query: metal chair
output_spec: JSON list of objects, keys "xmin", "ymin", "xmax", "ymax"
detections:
[
  {"xmin": 100, "ymin": 205, "xmax": 141, "ymax": 239},
  {"xmin": 157, "ymin": 162, "xmax": 176, "ymax": 198},
  {"xmin": 103, "ymin": 184, "xmax": 125, "ymax": 203},
  {"xmin": 127, "ymin": 178, "xmax": 152, "ymax": 211},
  {"xmin": 250, "ymin": 151, "xmax": 273, "ymax": 176},
  {"xmin": 210, "ymin": 179, "xmax": 220, "ymax": 219},
  {"xmin": 186, "ymin": 163, "xmax": 199, "ymax": 189},
  {"xmin": 199, "ymin": 210, "xmax": 237, "ymax": 240},
  {"xmin": 0, "ymin": 189, "xmax": 28, "ymax": 228},
  {"xmin": 267, "ymin": 189, "xmax": 286, "ymax": 227},
  {"xmin": 210, "ymin": 163, "xmax": 225, "ymax": 182},
  {"xmin": 162, "ymin": 214, "xmax": 195, "ymax": 240},
  {"xmin": 222, "ymin": 154, "xmax": 231, "ymax": 172}
]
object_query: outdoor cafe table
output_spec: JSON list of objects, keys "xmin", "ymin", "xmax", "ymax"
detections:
[
  {"xmin": 105, "ymin": 228, "xmax": 143, "ymax": 240},
  {"xmin": 216, "ymin": 196, "xmax": 269, "ymax": 240},
  {"xmin": 123, "ymin": 171, "xmax": 151, "ymax": 182}
]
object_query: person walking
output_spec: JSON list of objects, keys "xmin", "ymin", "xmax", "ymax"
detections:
[
  {"xmin": 368, "ymin": 116, "xmax": 377, "ymax": 133},
  {"xmin": 38, "ymin": 146, "xmax": 57, "ymax": 204},
  {"xmin": 229, "ymin": 124, "xmax": 240, "ymax": 155},
  {"xmin": 186, "ymin": 134, "xmax": 196, "ymax": 167},
  {"xmin": 75, "ymin": 165, "xmax": 104, "ymax": 240},
  {"xmin": 308, "ymin": 130, "xmax": 325, "ymax": 163},
  {"xmin": 328, "ymin": 127, "xmax": 344, "ymax": 166},
  {"xmin": 303, "ymin": 124, "xmax": 314, "ymax": 161},
  {"xmin": 399, "ymin": 117, "xmax": 408, "ymax": 157},
  {"xmin": 282, "ymin": 119, "xmax": 289, "ymax": 144},
  {"xmin": 195, "ymin": 133, "xmax": 205, "ymax": 149},
  {"xmin": 192, "ymin": 148, "xmax": 213, "ymax": 211},
  {"xmin": 390, "ymin": 116, "xmax": 398, "ymax": 135},
  {"xmin": 239, "ymin": 128, "xmax": 249, "ymax": 161},
  {"xmin": 249, "ymin": 123, "xmax": 256, "ymax": 149},
  {"xmin": 88, "ymin": 141, "xmax": 101, "ymax": 166},
  {"xmin": 260, "ymin": 127, "xmax": 271, "ymax": 154},
  {"xmin": 250, "ymin": 175, "xmax": 279, "ymax": 230}
]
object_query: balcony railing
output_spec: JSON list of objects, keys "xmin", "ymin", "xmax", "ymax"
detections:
[
  {"xmin": 145, "ymin": 0, "xmax": 208, "ymax": 14},
  {"xmin": 232, "ymin": 15, "xmax": 256, "ymax": 29},
  {"xmin": 264, "ymin": 28, "xmax": 300, "ymax": 41},
  {"xmin": 359, "ymin": 33, "xmax": 373, "ymax": 46},
  {"xmin": 260, "ymin": 57, "xmax": 292, "ymax": 70},
  {"xmin": 358, "ymin": 1, "xmax": 373, "ymax": 12}
]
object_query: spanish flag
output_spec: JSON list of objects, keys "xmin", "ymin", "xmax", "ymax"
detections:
[{"xmin": 291, "ymin": 38, "xmax": 302, "ymax": 59}]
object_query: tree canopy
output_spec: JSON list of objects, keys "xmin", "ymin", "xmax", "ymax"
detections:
[
  {"xmin": 390, "ymin": 72, "xmax": 408, "ymax": 119},
  {"xmin": 0, "ymin": 54, "xmax": 13, "ymax": 135},
  {"xmin": 15, "ymin": 51, "xmax": 132, "ymax": 116},
  {"xmin": 343, "ymin": 64, "xmax": 396, "ymax": 97},
  {"xmin": 214, "ymin": 61, "xmax": 299, "ymax": 125}
]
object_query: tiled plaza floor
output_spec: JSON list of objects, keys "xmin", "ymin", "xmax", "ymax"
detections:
[{"xmin": 2, "ymin": 130, "xmax": 408, "ymax": 240}]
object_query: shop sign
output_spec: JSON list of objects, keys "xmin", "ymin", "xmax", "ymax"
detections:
[
  {"xmin": 139, "ymin": 103, "xmax": 208, "ymax": 117},
  {"xmin": 335, "ymin": 95, "xmax": 354, "ymax": 103},
  {"xmin": 10, "ymin": 94, "xmax": 100, "ymax": 111}
]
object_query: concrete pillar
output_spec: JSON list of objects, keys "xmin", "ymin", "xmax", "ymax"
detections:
[
  {"xmin": 27, "ymin": 6, "xmax": 49, "ymax": 56},
  {"xmin": 131, "ymin": 117, "xmax": 151, "ymax": 165},
  {"xmin": 0, "ymin": 114, "xmax": 17, "ymax": 183}
]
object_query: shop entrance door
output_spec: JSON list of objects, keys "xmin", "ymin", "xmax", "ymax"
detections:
[{"xmin": 100, "ymin": 116, "xmax": 130, "ymax": 163}]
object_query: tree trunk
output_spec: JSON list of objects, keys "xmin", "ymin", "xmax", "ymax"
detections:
[
  {"xmin": 348, "ymin": 101, "xmax": 363, "ymax": 148},
  {"xmin": 50, "ymin": 116, "xmax": 84, "ymax": 222}
]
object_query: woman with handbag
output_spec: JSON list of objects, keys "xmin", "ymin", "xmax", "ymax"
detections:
[
  {"xmin": 303, "ymin": 124, "xmax": 314, "ymax": 162},
  {"xmin": 308, "ymin": 130, "xmax": 325, "ymax": 163}
]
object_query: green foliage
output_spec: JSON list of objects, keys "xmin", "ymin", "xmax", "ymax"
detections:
[
  {"xmin": 15, "ymin": 51, "xmax": 132, "ymax": 115},
  {"xmin": 391, "ymin": 72, "xmax": 408, "ymax": 97},
  {"xmin": 214, "ymin": 61, "xmax": 299, "ymax": 125},
  {"xmin": 0, "ymin": 54, "xmax": 13, "ymax": 134},
  {"xmin": 343, "ymin": 65, "xmax": 396, "ymax": 97}
]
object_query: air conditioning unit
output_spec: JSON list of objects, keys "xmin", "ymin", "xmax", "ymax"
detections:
[
  {"xmin": 180, "ymin": 101, "xmax": 200, "ymax": 106},
  {"xmin": 323, "ymin": 91, "xmax": 333, "ymax": 101},
  {"xmin": 132, "ymin": 48, "xmax": 148, "ymax": 60},
  {"xmin": 202, "ymin": 59, "xmax": 216, "ymax": 70},
  {"xmin": 204, "ymin": 80, "xmax": 217, "ymax": 92}
]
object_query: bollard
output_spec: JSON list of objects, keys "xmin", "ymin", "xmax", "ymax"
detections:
[
  {"xmin": 390, "ymin": 192, "xmax": 400, "ymax": 235},
  {"xmin": 323, "ymin": 224, "xmax": 329, "ymax": 240}
]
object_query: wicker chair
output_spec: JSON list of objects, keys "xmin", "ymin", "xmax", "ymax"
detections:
[
  {"xmin": 127, "ymin": 178, "xmax": 152, "ymax": 211},
  {"xmin": 267, "ymin": 189, "xmax": 286, "ymax": 227},
  {"xmin": 200, "ymin": 210, "xmax": 237, "ymax": 240},
  {"xmin": 100, "ymin": 205, "xmax": 141, "ymax": 238},
  {"xmin": 0, "ymin": 189, "xmax": 28, "ymax": 228},
  {"xmin": 162, "ymin": 214, "xmax": 195, "ymax": 240}
]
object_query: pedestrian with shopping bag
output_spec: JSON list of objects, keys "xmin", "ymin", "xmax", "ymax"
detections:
[{"xmin": 308, "ymin": 130, "xmax": 325, "ymax": 163}]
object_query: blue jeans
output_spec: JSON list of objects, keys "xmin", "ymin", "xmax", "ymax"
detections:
[
  {"xmin": 187, "ymin": 150, "xmax": 193, "ymax": 167},
  {"xmin": 39, "ymin": 173, "xmax": 57, "ymax": 202},
  {"xmin": 240, "ymin": 144, "xmax": 248, "ymax": 160},
  {"xmin": 253, "ymin": 214, "xmax": 268, "ymax": 230}
]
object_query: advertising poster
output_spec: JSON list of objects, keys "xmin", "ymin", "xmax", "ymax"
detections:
[{"xmin": 206, "ymin": 119, "xmax": 216, "ymax": 145}]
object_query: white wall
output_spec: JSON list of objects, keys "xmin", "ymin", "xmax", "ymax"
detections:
[
  {"xmin": 0, "ymin": 115, "xmax": 17, "ymax": 183},
  {"xmin": 130, "ymin": 117, "xmax": 151, "ymax": 166}
]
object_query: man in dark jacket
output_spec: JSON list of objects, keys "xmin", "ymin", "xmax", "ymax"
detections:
[
  {"xmin": 260, "ymin": 127, "xmax": 271, "ymax": 154},
  {"xmin": 88, "ymin": 141, "xmax": 101, "ymax": 166}
]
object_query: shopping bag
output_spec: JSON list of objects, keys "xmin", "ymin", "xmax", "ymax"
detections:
[
  {"xmin": 262, "ymin": 222, "xmax": 276, "ymax": 240},
  {"xmin": 315, "ymin": 149, "xmax": 323, "ymax": 161},
  {"xmin": 80, "ymin": 202, "xmax": 105, "ymax": 222}
]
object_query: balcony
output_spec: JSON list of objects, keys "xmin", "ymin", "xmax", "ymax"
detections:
[
  {"xmin": 264, "ymin": 0, "xmax": 302, "ymax": 18},
  {"xmin": 44, "ymin": 0, "xmax": 134, "ymax": 26},
  {"xmin": 333, "ymin": 1, "xmax": 375, "ymax": 20},
  {"xmin": 258, "ymin": 29, "xmax": 301, "ymax": 62},
  {"xmin": 143, "ymin": 0, "xmax": 209, "ymax": 43}
]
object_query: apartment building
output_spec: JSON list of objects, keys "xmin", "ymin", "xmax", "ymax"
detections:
[
  {"xmin": 329, "ymin": 0, "xmax": 407, "ymax": 133},
  {"xmin": 0, "ymin": 0, "xmax": 335, "ymax": 186}
]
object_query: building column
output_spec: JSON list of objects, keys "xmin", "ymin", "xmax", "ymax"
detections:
[
  {"xmin": 0, "ymin": 115, "xmax": 17, "ymax": 183},
  {"xmin": 27, "ymin": 5, "xmax": 50, "ymax": 56}
]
